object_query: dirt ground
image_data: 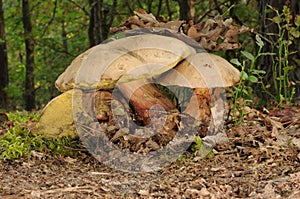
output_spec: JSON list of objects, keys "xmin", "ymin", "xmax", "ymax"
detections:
[{"xmin": 0, "ymin": 106, "xmax": 299, "ymax": 199}]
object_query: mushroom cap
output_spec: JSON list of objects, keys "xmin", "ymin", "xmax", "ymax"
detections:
[
  {"xmin": 55, "ymin": 34, "xmax": 196, "ymax": 92},
  {"xmin": 157, "ymin": 53, "xmax": 240, "ymax": 88},
  {"xmin": 30, "ymin": 90, "xmax": 77, "ymax": 138},
  {"xmin": 55, "ymin": 48, "xmax": 94, "ymax": 92}
]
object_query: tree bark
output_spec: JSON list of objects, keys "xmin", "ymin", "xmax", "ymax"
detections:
[
  {"xmin": 0, "ymin": 0, "xmax": 8, "ymax": 109},
  {"xmin": 88, "ymin": 0, "xmax": 96, "ymax": 47},
  {"xmin": 88, "ymin": 0, "xmax": 117, "ymax": 47},
  {"xmin": 61, "ymin": 21, "xmax": 68, "ymax": 52},
  {"xmin": 177, "ymin": 0, "xmax": 195, "ymax": 22},
  {"xmin": 22, "ymin": 0, "xmax": 35, "ymax": 111}
]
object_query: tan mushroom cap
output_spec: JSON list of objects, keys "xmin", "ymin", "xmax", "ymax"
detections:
[
  {"xmin": 55, "ymin": 34, "xmax": 196, "ymax": 92},
  {"xmin": 158, "ymin": 53, "xmax": 240, "ymax": 88},
  {"xmin": 55, "ymin": 48, "xmax": 94, "ymax": 92},
  {"xmin": 30, "ymin": 90, "xmax": 77, "ymax": 138}
]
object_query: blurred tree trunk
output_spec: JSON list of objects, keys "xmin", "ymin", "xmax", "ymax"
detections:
[
  {"xmin": 0, "ymin": 0, "xmax": 8, "ymax": 109},
  {"xmin": 22, "ymin": 0, "xmax": 35, "ymax": 110},
  {"xmin": 177, "ymin": 0, "xmax": 195, "ymax": 22},
  {"xmin": 88, "ymin": 0, "xmax": 117, "ymax": 47},
  {"xmin": 61, "ymin": 20, "xmax": 68, "ymax": 52}
]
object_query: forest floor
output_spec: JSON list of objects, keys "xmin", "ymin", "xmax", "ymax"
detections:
[{"xmin": 0, "ymin": 105, "xmax": 299, "ymax": 199}]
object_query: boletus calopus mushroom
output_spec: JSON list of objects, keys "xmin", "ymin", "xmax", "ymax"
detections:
[
  {"xmin": 158, "ymin": 53, "xmax": 240, "ymax": 141},
  {"xmin": 31, "ymin": 33, "xmax": 196, "ymax": 138},
  {"xmin": 31, "ymin": 29, "xmax": 240, "ymax": 153}
]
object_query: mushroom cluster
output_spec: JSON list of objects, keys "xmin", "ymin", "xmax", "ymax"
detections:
[{"xmin": 31, "ymin": 29, "xmax": 240, "ymax": 154}]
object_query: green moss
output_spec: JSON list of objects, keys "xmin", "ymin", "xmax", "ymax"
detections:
[{"xmin": 0, "ymin": 112, "xmax": 81, "ymax": 160}]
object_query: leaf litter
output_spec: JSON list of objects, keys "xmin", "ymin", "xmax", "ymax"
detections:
[{"xmin": 0, "ymin": 104, "xmax": 299, "ymax": 198}]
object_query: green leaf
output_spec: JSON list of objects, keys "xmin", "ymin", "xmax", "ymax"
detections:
[
  {"xmin": 251, "ymin": 69, "xmax": 266, "ymax": 75},
  {"xmin": 290, "ymin": 27, "xmax": 300, "ymax": 38},
  {"xmin": 241, "ymin": 51, "xmax": 255, "ymax": 61},
  {"xmin": 271, "ymin": 15, "xmax": 282, "ymax": 24},
  {"xmin": 260, "ymin": 52, "xmax": 276, "ymax": 56},
  {"xmin": 248, "ymin": 75, "xmax": 258, "ymax": 83},
  {"xmin": 242, "ymin": 88, "xmax": 249, "ymax": 95},
  {"xmin": 230, "ymin": 58, "xmax": 241, "ymax": 66},
  {"xmin": 241, "ymin": 71, "xmax": 248, "ymax": 80},
  {"xmin": 283, "ymin": 66, "xmax": 294, "ymax": 72},
  {"xmin": 255, "ymin": 35, "xmax": 264, "ymax": 47},
  {"xmin": 295, "ymin": 15, "xmax": 300, "ymax": 27}
]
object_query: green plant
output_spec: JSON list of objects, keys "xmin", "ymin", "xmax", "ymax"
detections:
[
  {"xmin": 0, "ymin": 112, "xmax": 80, "ymax": 160},
  {"xmin": 230, "ymin": 35, "xmax": 267, "ymax": 123},
  {"xmin": 0, "ymin": 112, "xmax": 41, "ymax": 159},
  {"xmin": 178, "ymin": 155, "xmax": 188, "ymax": 162},
  {"xmin": 191, "ymin": 136, "xmax": 203, "ymax": 155},
  {"xmin": 268, "ymin": 5, "xmax": 299, "ymax": 105},
  {"xmin": 191, "ymin": 136, "xmax": 214, "ymax": 157}
]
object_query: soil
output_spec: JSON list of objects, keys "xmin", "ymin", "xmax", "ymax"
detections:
[{"xmin": 0, "ymin": 106, "xmax": 299, "ymax": 199}]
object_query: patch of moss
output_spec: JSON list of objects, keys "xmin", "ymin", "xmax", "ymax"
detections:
[{"xmin": 0, "ymin": 112, "xmax": 81, "ymax": 160}]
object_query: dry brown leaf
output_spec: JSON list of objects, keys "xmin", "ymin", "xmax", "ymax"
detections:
[
  {"xmin": 110, "ymin": 11, "xmax": 251, "ymax": 51},
  {"xmin": 292, "ymin": 138, "xmax": 300, "ymax": 148},
  {"xmin": 134, "ymin": 10, "xmax": 158, "ymax": 24},
  {"xmin": 261, "ymin": 182, "xmax": 278, "ymax": 198},
  {"xmin": 155, "ymin": 20, "xmax": 185, "ymax": 32}
]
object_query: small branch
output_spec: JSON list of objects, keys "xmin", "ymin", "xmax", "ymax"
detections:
[
  {"xmin": 36, "ymin": 39, "xmax": 75, "ymax": 57},
  {"xmin": 25, "ymin": 186, "xmax": 103, "ymax": 196},
  {"xmin": 42, "ymin": 0, "xmax": 57, "ymax": 37},
  {"xmin": 196, "ymin": 0, "xmax": 230, "ymax": 23},
  {"xmin": 213, "ymin": 0, "xmax": 223, "ymax": 15},
  {"xmin": 136, "ymin": 0, "xmax": 144, "ymax": 10},
  {"xmin": 67, "ymin": 0, "xmax": 89, "ymax": 16},
  {"xmin": 125, "ymin": 0, "xmax": 134, "ymax": 15}
]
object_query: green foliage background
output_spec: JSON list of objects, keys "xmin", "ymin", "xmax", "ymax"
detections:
[{"xmin": 2, "ymin": 0, "xmax": 299, "ymax": 110}]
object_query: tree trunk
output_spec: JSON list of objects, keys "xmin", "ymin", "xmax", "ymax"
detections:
[
  {"xmin": 177, "ymin": 0, "xmax": 195, "ymax": 22},
  {"xmin": 88, "ymin": 0, "xmax": 96, "ymax": 47},
  {"xmin": 88, "ymin": 0, "xmax": 117, "ymax": 47},
  {"xmin": 88, "ymin": 0, "xmax": 104, "ymax": 46},
  {"xmin": 61, "ymin": 20, "xmax": 68, "ymax": 52},
  {"xmin": 22, "ymin": 0, "xmax": 35, "ymax": 111},
  {"xmin": 0, "ymin": 0, "xmax": 8, "ymax": 109}
]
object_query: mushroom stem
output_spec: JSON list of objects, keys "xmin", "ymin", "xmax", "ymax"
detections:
[
  {"xmin": 117, "ymin": 79, "xmax": 176, "ymax": 125},
  {"xmin": 183, "ymin": 88, "xmax": 212, "ymax": 137}
]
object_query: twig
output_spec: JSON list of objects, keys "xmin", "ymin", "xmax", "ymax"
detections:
[
  {"xmin": 125, "ymin": 0, "xmax": 134, "ymax": 15},
  {"xmin": 25, "ymin": 186, "xmax": 104, "ymax": 196},
  {"xmin": 196, "ymin": 0, "xmax": 230, "ymax": 23},
  {"xmin": 67, "ymin": 0, "xmax": 89, "ymax": 16},
  {"xmin": 213, "ymin": 0, "xmax": 223, "ymax": 15},
  {"xmin": 41, "ymin": 0, "xmax": 58, "ymax": 37},
  {"xmin": 136, "ymin": 0, "xmax": 144, "ymax": 10}
]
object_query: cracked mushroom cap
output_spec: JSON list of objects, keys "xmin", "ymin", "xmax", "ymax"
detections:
[
  {"xmin": 55, "ymin": 34, "xmax": 196, "ymax": 92},
  {"xmin": 158, "ymin": 53, "xmax": 240, "ymax": 88}
]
